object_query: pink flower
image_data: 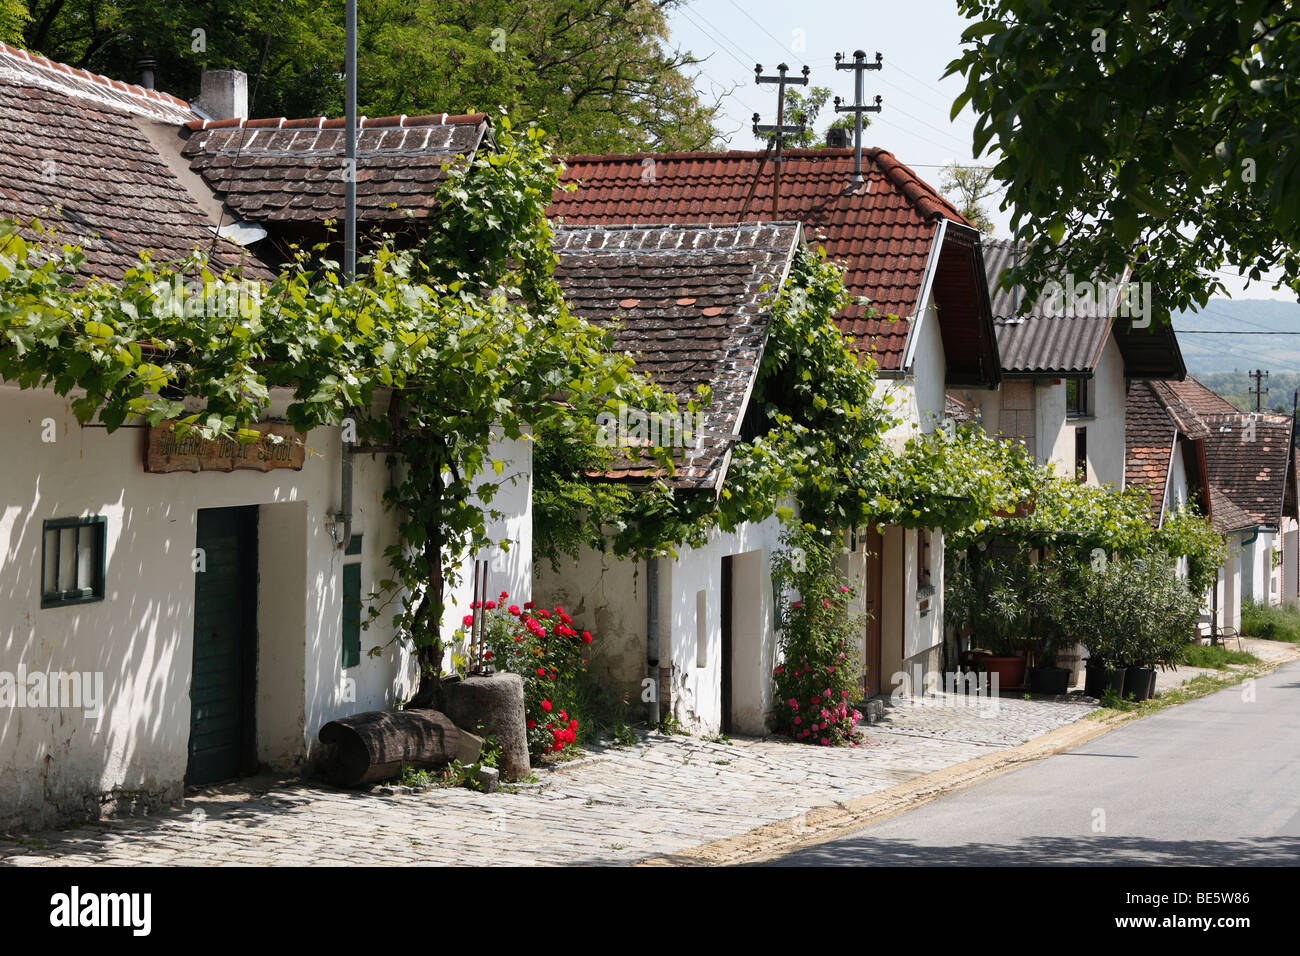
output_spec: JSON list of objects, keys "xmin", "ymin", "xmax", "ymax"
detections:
[
  {"xmin": 794, "ymin": 716, "xmax": 801, "ymax": 725},
  {"xmin": 508, "ymin": 605, "xmax": 520, "ymax": 615},
  {"xmin": 485, "ymin": 601, "xmax": 497, "ymax": 610},
  {"xmin": 823, "ymin": 599, "xmax": 830, "ymax": 608},
  {"xmin": 820, "ymin": 737, "xmax": 830, "ymax": 746},
  {"xmin": 462, "ymin": 614, "xmax": 474, "ymax": 627},
  {"xmin": 788, "ymin": 698, "xmax": 798, "ymax": 707},
  {"xmin": 841, "ymin": 691, "xmax": 849, "ymax": 699}
]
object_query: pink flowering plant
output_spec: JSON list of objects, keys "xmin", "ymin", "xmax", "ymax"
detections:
[
  {"xmin": 771, "ymin": 524, "xmax": 865, "ymax": 746},
  {"xmin": 464, "ymin": 591, "xmax": 593, "ymax": 758}
]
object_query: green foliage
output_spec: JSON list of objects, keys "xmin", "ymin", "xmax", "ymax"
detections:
[
  {"xmin": 24, "ymin": 0, "xmax": 717, "ymax": 154},
  {"xmin": 1063, "ymin": 553, "xmax": 1201, "ymax": 667},
  {"xmin": 1, "ymin": 0, "xmax": 27, "ymax": 44},
  {"xmin": 946, "ymin": 1, "xmax": 1300, "ymax": 319},
  {"xmin": 939, "ymin": 163, "xmax": 997, "ymax": 235},
  {"xmin": 866, "ymin": 424, "xmax": 1039, "ymax": 533},
  {"xmin": 1153, "ymin": 505, "xmax": 1228, "ymax": 596},
  {"xmin": 1182, "ymin": 643, "xmax": 1256, "ymax": 669},
  {"xmin": 774, "ymin": 85, "xmax": 858, "ymax": 149},
  {"xmin": 944, "ymin": 540, "xmax": 1051, "ymax": 657},
  {"xmin": 1241, "ymin": 599, "xmax": 1300, "ymax": 643},
  {"xmin": 770, "ymin": 524, "xmax": 864, "ymax": 746}
]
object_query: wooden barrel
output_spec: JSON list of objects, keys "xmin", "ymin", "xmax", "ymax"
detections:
[{"xmin": 317, "ymin": 709, "xmax": 460, "ymax": 787}]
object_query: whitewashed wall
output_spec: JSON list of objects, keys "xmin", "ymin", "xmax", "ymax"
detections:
[{"xmin": 0, "ymin": 384, "xmax": 530, "ymax": 828}]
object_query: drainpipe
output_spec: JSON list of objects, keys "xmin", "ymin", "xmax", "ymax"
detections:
[
  {"xmin": 646, "ymin": 556, "xmax": 660, "ymax": 727},
  {"xmin": 334, "ymin": 442, "xmax": 353, "ymax": 552}
]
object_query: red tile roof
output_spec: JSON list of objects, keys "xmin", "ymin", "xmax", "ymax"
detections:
[
  {"xmin": 1201, "ymin": 413, "xmax": 1295, "ymax": 528},
  {"xmin": 552, "ymin": 222, "xmax": 802, "ymax": 489},
  {"xmin": 0, "ymin": 41, "xmax": 194, "ymax": 123},
  {"xmin": 1125, "ymin": 381, "xmax": 1181, "ymax": 522},
  {"xmin": 551, "ymin": 147, "xmax": 975, "ymax": 371}
]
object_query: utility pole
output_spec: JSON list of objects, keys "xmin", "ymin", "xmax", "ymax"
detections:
[
  {"xmin": 749, "ymin": 63, "xmax": 810, "ymax": 217},
  {"xmin": 343, "ymin": 0, "xmax": 357, "ymax": 283},
  {"xmin": 1250, "ymin": 368, "xmax": 1269, "ymax": 412},
  {"xmin": 833, "ymin": 50, "xmax": 883, "ymax": 184}
]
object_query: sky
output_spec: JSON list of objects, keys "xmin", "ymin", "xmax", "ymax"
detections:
[{"xmin": 663, "ymin": 0, "xmax": 1296, "ymax": 304}]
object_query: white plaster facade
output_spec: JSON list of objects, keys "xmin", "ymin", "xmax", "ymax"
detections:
[
  {"xmin": 955, "ymin": 334, "xmax": 1129, "ymax": 488},
  {"xmin": 0, "ymin": 384, "xmax": 531, "ymax": 829}
]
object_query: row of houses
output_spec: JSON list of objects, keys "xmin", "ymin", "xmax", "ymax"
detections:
[{"xmin": 0, "ymin": 48, "xmax": 1293, "ymax": 828}]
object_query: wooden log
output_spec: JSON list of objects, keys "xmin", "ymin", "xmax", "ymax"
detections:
[{"xmin": 317, "ymin": 709, "xmax": 460, "ymax": 787}]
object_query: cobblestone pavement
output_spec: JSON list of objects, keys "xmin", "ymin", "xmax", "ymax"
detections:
[{"xmin": 0, "ymin": 691, "xmax": 1096, "ymax": 867}]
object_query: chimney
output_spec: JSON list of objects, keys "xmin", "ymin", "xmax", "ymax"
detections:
[
  {"xmin": 826, "ymin": 127, "xmax": 850, "ymax": 149},
  {"xmin": 194, "ymin": 69, "xmax": 249, "ymax": 120},
  {"xmin": 136, "ymin": 57, "xmax": 157, "ymax": 91}
]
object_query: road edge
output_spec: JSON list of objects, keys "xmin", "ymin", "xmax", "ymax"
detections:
[{"xmin": 639, "ymin": 646, "xmax": 1300, "ymax": 867}]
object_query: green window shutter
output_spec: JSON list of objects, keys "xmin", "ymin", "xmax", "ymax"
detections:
[{"xmin": 342, "ymin": 563, "xmax": 361, "ymax": 669}]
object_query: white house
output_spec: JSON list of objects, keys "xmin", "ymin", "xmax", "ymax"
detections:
[
  {"xmin": 0, "ymin": 44, "xmax": 531, "ymax": 828},
  {"xmin": 1125, "ymin": 376, "xmax": 1297, "ymax": 633},
  {"xmin": 954, "ymin": 239, "xmax": 1186, "ymax": 488},
  {"xmin": 550, "ymin": 147, "xmax": 1002, "ymax": 716}
]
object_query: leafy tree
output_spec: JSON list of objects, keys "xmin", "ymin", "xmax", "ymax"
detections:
[
  {"xmin": 770, "ymin": 84, "xmax": 857, "ymax": 149},
  {"xmin": 1, "ymin": 0, "xmax": 27, "ymax": 43},
  {"xmin": 21, "ymin": 0, "xmax": 717, "ymax": 153},
  {"xmin": 946, "ymin": 1, "xmax": 1300, "ymax": 320},
  {"xmin": 939, "ymin": 162, "xmax": 996, "ymax": 235}
]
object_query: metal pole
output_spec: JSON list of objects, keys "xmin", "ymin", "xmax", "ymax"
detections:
[
  {"xmin": 344, "ymin": 0, "xmax": 357, "ymax": 283},
  {"xmin": 852, "ymin": 53, "xmax": 864, "ymax": 182}
]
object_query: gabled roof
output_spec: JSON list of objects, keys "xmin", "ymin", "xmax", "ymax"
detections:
[
  {"xmin": 1125, "ymin": 381, "xmax": 1182, "ymax": 522},
  {"xmin": 551, "ymin": 148, "xmax": 998, "ymax": 382},
  {"xmin": 552, "ymin": 221, "xmax": 802, "ymax": 490},
  {"xmin": 181, "ymin": 113, "xmax": 489, "ymax": 223},
  {"xmin": 1201, "ymin": 413, "xmax": 1295, "ymax": 529},
  {"xmin": 983, "ymin": 239, "xmax": 1184, "ymax": 379},
  {"xmin": 1159, "ymin": 376, "xmax": 1239, "ymax": 417},
  {"xmin": 0, "ymin": 41, "xmax": 194, "ymax": 124},
  {"xmin": 1210, "ymin": 484, "xmax": 1259, "ymax": 535},
  {"xmin": 0, "ymin": 57, "xmax": 263, "ymax": 282}
]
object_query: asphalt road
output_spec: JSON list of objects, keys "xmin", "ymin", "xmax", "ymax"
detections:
[{"xmin": 772, "ymin": 660, "xmax": 1300, "ymax": 865}]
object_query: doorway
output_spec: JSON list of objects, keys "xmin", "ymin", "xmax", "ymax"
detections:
[
  {"xmin": 862, "ymin": 526, "xmax": 884, "ymax": 696},
  {"xmin": 187, "ymin": 506, "xmax": 258, "ymax": 785}
]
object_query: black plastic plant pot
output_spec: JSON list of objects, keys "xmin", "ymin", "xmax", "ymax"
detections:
[
  {"xmin": 1125, "ymin": 665, "xmax": 1157, "ymax": 702},
  {"xmin": 1029, "ymin": 667, "xmax": 1070, "ymax": 696},
  {"xmin": 1084, "ymin": 661, "xmax": 1126, "ymax": 699}
]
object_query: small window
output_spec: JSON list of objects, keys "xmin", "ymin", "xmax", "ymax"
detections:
[
  {"xmin": 1075, "ymin": 426, "xmax": 1088, "ymax": 483},
  {"xmin": 917, "ymin": 529, "xmax": 932, "ymax": 589},
  {"xmin": 41, "ymin": 517, "xmax": 106, "ymax": 608},
  {"xmin": 342, "ymin": 535, "xmax": 362, "ymax": 668},
  {"xmin": 1065, "ymin": 378, "xmax": 1090, "ymax": 418}
]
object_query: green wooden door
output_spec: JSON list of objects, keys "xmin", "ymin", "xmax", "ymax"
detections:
[{"xmin": 187, "ymin": 506, "xmax": 258, "ymax": 785}]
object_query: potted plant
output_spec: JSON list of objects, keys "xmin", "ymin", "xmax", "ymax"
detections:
[
  {"xmin": 1028, "ymin": 636, "xmax": 1071, "ymax": 695},
  {"xmin": 1122, "ymin": 554, "xmax": 1200, "ymax": 701},
  {"xmin": 946, "ymin": 541, "xmax": 1037, "ymax": 691}
]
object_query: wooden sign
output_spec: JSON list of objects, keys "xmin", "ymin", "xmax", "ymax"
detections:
[{"xmin": 145, "ymin": 421, "xmax": 307, "ymax": 473}]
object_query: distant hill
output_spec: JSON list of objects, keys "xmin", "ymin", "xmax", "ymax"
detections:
[{"xmin": 1172, "ymin": 299, "xmax": 1300, "ymax": 413}]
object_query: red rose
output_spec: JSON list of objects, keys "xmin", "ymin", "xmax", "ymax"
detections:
[
  {"xmin": 540, "ymin": 700, "xmax": 552, "ymax": 712},
  {"xmin": 527, "ymin": 720, "xmax": 536, "ymax": 729},
  {"xmin": 536, "ymin": 667, "xmax": 546, "ymax": 677},
  {"xmin": 508, "ymin": 605, "xmax": 520, "ymax": 615},
  {"xmin": 499, "ymin": 590, "xmax": 508, "ymax": 600},
  {"xmin": 582, "ymin": 632, "xmax": 592, "ymax": 644},
  {"xmin": 485, "ymin": 601, "xmax": 497, "ymax": 610}
]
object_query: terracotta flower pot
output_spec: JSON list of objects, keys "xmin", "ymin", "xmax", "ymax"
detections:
[{"xmin": 982, "ymin": 655, "xmax": 1025, "ymax": 692}]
